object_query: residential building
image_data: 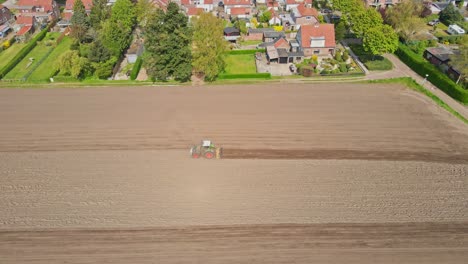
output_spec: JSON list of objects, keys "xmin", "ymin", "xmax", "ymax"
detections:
[
  {"xmin": 245, "ymin": 27, "xmax": 275, "ymax": 41},
  {"xmin": 230, "ymin": 7, "xmax": 252, "ymax": 18},
  {"xmin": 224, "ymin": 0, "xmax": 251, "ymax": 15},
  {"xmin": 291, "ymin": 4, "xmax": 319, "ymax": 29},
  {"xmin": 180, "ymin": 0, "xmax": 214, "ymax": 12},
  {"xmin": 285, "ymin": 0, "xmax": 312, "ymax": 11},
  {"xmin": 0, "ymin": 5, "xmax": 13, "ymax": 37},
  {"xmin": 17, "ymin": 0, "xmax": 60, "ymax": 23},
  {"xmin": 296, "ymin": 23, "xmax": 335, "ymax": 56},
  {"xmin": 265, "ymin": 37, "xmax": 304, "ymax": 63},
  {"xmin": 224, "ymin": 26, "xmax": 240, "ymax": 42}
]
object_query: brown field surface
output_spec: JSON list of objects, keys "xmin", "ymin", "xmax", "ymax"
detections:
[{"xmin": 0, "ymin": 83, "xmax": 467, "ymax": 263}]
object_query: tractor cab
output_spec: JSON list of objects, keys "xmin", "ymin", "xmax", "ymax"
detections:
[{"xmin": 190, "ymin": 140, "xmax": 222, "ymax": 159}]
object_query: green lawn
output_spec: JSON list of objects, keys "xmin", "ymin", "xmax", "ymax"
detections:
[
  {"xmin": 4, "ymin": 32, "xmax": 61, "ymax": 80},
  {"xmin": 28, "ymin": 37, "xmax": 73, "ymax": 81},
  {"xmin": 0, "ymin": 43, "xmax": 27, "ymax": 69},
  {"xmin": 240, "ymin": 40, "xmax": 262, "ymax": 46},
  {"xmin": 224, "ymin": 54, "xmax": 257, "ymax": 74},
  {"xmin": 349, "ymin": 44, "xmax": 393, "ymax": 71}
]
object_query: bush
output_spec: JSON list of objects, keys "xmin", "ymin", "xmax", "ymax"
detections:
[
  {"xmin": 362, "ymin": 56, "xmax": 393, "ymax": 71},
  {"xmin": 217, "ymin": 73, "xmax": 271, "ymax": 79},
  {"xmin": 343, "ymin": 51, "xmax": 349, "ymax": 61},
  {"xmin": 130, "ymin": 56, "xmax": 143, "ymax": 80},
  {"xmin": 395, "ymin": 42, "xmax": 468, "ymax": 104},
  {"xmin": 339, "ymin": 63, "xmax": 347, "ymax": 73},
  {"xmin": 335, "ymin": 51, "xmax": 342, "ymax": 62},
  {"xmin": 52, "ymin": 75, "xmax": 78, "ymax": 82},
  {"xmin": 227, "ymin": 49, "xmax": 265, "ymax": 55},
  {"xmin": 407, "ymin": 41, "xmax": 427, "ymax": 55}
]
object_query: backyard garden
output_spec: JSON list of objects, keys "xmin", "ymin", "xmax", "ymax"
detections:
[
  {"xmin": 348, "ymin": 44, "xmax": 393, "ymax": 71},
  {"xmin": 295, "ymin": 48, "xmax": 364, "ymax": 77}
]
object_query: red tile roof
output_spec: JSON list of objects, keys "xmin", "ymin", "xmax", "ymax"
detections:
[
  {"xmin": 297, "ymin": 4, "xmax": 318, "ymax": 17},
  {"xmin": 286, "ymin": 0, "xmax": 312, "ymax": 4},
  {"xmin": 274, "ymin": 38, "xmax": 289, "ymax": 48},
  {"xmin": 204, "ymin": 0, "xmax": 213, "ymax": 4},
  {"xmin": 299, "ymin": 24, "xmax": 335, "ymax": 48},
  {"xmin": 187, "ymin": 7, "xmax": 204, "ymax": 16},
  {"xmin": 16, "ymin": 15, "xmax": 34, "ymax": 25},
  {"xmin": 230, "ymin": 7, "xmax": 251, "ymax": 15},
  {"xmin": 180, "ymin": 0, "xmax": 190, "ymax": 5},
  {"xmin": 65, "ymin": 0, "xmax": 93, "ymax": 11},
  {"xmin": 16, "ymin": 25, "xmax": 32, "ymax": 36},
  {"xmin": 62, "ymin": 11, "xmax": 73, "ymax": 20},
  {"xmin": 224, "ymin": 0, "xmax": 250, "ymax": 6},
  {"xmin": 266, "ymin": 0, "xmax": 279, "ymax": 7}
]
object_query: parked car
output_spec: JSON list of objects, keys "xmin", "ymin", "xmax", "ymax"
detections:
[
  {"xmin": 428, "ymin": 19, "xmax": 439, "ymax": 26},
  {"xmin": 289, "ymin": 64, "xmax": 297, "ymax": 73},
  {"xmin": 321, "ymin": 8, "xmax": 332, "ymax": 14}
]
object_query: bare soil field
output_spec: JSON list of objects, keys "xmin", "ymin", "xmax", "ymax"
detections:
[
  {"xmin": 1, "ymin": 222, "xmax": 467, "ymax": 264},
  {"xmin": 0, "ymin": 83, "xmax": 467, "ymax": 263},
  {"xmin": 0, "ymin": 83, "xmax": 467, "ymax": 162}
]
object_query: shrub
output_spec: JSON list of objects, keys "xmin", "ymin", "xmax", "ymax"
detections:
[
  {"xmin": 335, "ymin": 51, "xmax": 342, "ymax": 62},
  {"xmin": 227, "ymin": 49, "xmax": 265, "ymax": 55},
  {"xmin": 339, "ymin": 63, "xmax": 347, "ymax": 73},
  {"xmin": 217, "ymin": 73, "xmax": 271, "ymax": 79},
  {"xmin": 130, "ymin": 56, "xmax": 143, "ymax": 80},
  {"xmin": 362, "ymin": 56, "xmax": 393, "ymax": 71},
  {"xmin": 395, "ymin": 42, "xmax": 468, "ymax": 104},
  {"xmin": 343, "ymin": 51, "xmax": 349, "ymax": 61}
]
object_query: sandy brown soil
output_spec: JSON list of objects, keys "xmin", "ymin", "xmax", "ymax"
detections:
[
  {"xmin": 1, "ymin": 222, "xmax": 467, "ymax": 264},
  {"xmin": 0, "ymin": 83, "xmax": 467, "ymax": 161},
  {"xmin": 1, "ymin": 83, "xmax": 467, "ymax": 263}
]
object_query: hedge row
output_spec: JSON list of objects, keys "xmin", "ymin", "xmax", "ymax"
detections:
[
  {"xmin": 395, "ymin": 42, "xmax": 468, "ymax": 104},
  {"xmin": 51, "ymin": 75, "xmax": 78, "ymax": 82},
  {"xmin": 227, "ymin": 49, "xmax": 265, "ymax": 55},
  {"xmin": 130, "ymin": 56, "xmax": 142, "ymax": 80},
  {"xmin": 217, "ymin": 73, "xmax": 271, "ymax": 79},
  {"xmin": 0, "ymin": 24, "xmax": 51, "ymax": 79}
]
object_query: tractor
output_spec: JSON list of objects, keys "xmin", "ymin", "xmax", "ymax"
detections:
[{"xmin": 190, "ymin": 140, "xmax": 222, "ymax": 159}]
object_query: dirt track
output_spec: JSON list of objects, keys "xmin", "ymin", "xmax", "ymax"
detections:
[{"xmin": 1, "ymin": 83, "xmax": 467, "ymax": 263}]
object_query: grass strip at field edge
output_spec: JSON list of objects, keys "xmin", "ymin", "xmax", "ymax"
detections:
[{"xmin": 366, "ymin": 77, "xmax": 468, "ymax": 125}]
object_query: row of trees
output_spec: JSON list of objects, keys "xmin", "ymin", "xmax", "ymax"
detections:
[
  {"xmin": 144, "ymin": 2, "xmax": 227, "ymax": 82},
  {"xmin": 57, "ymin": 0, "xmax": 137, "ymax": 79},
  {"xmin": 333, "ymin": 0, "xmax": 399, "ymax": 57}
]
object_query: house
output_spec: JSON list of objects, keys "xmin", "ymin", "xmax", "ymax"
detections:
[
  {"xmin": 186, "ymin": 7, "xmax": 205, "ymax": 19},
  {"xmin": 285, "ymin": 0, "xmax": 312, "ymax": 11},
  {"xmin": 425, "ymin": 1, "xmax": 454, "ymax": 14},
  {"xmin": 424, "ymin": 46, "xmax": 463, "ymax": 83},
  {"xmin": 17, "ymin": 0, "xmax": 60, "ymax": 23},
  {"xmin": 365, "ymin": 0, "xmax": 399, "ymax": 8},
  {"xmin": 224, "ymin": 26, "xmax": 240, "ymax": 42},
  {"xmin": 15, "ymin": 25, "xmax": 34, "ymax": 42},
  {"xmin": 291, "ymin": 4, "xmax": 319, "ymax": 29},
  {"xmin": 266, "ymin": 0, "xmax": 280, "ymax": 10},
  {"xmin": 245, "ymin": 28, "xmax": 275, "ymax": 41},
  {"xmin": 15, "ymin": 15, "xmax": 36, "ymax": 32},
  {"xmin": 263, "ymin": 30, "xmax": 285, "ymax": 42},
  {"xmin": 265, "ymin": 37, "xmax": 304, "ymax": 63},
  {"xmin": 296, "ymin": 23, "xmax": 335, "ymax": 56},
  {"xmin": 0, "ymin": 5, "xmax": 14, "ymax": 37},
  {"xmin": 65, "ymin": 0, "xmax": 93, "ymax": 12},
  {"xmin": 230, "ymin": 7, "xmax": 252, "ymax": 19},
  {"xmin": 224, "ymin": 0, "xmax": 251, "ymax": 15},
  {"xmin": 180, "ymin": 0, "xmax": 214, "ymax": 12}
]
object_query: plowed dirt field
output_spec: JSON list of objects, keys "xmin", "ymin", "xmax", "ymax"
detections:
[{"xmin": 0, "ymin": 83, "xmax": 467, "ymax": 263}]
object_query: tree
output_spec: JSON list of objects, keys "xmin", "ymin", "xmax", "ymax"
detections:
[
  {"xmin": 70, "ymin": 0, "xmax": 90, "ymax": 42},
  {"xmin": 233, "ymin": 19, "xmax": 247, "ymax": 34},
  {"xmin": 89, "ymin": 0, "xmax": 110, "ymax": 29},
  {"xmin": 439, "ymin": 4, "xmax": 463, "ymax": 25},
  {"xmin": 385, "ymin": 0, "xmax": 426, "ymax": 42},
  {"xmin": 259, "ymin": 11, "xmax": 271, "ymax": 23},
  {"xmin": 99, "ymin": 0, "xmax": 136, "ymax": 56},
  {"xmin": 363, "ymin": 25, "xmax": 399, "ymax": 58},
  {"xmin": 191, "ymin": 12, "xmax": 228, "ymax": 81},
  {"xmin": 335, "ymin": 21, "xmax": 346, "ymax": 42},
  {"xmin": 145, "ymin": 2, "xmax": 192, "ymax": 81},
  {"xmin": 449, "ymin": 39, "xmax": 468, "ymax": 84},
  {"xmin": 135, "ymin": 0, "xmax": 157, "ymax": 27},
  {"xmin": 349, "ymin": 8, "xmax": 383, "ymax": 38},
  {"xmin": 56, "ymin": 50, "xmax": 93, "ymax": 79},
  {"xmin": 88, "ymin": 40, "xmax": 111, "ymax": 63}
]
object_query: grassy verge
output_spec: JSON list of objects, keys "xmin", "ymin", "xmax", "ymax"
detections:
[
  {"xmin": 240, "ymin": 40, "xmax": 262, "ymax": 46},
  {"xmin": 28, "ymin": 37, "xmax": 73, "ymax": 81},
  {"xmin": 224, "ymin": 54, "xmax": 256, "ymax": 74},
  {"xmin": 367, "ymin": 77, "xmax": 467, "ymax": 124},
  {"xmin": 0, "ymin": 43, "xmax": 26, "ymax": 69}
]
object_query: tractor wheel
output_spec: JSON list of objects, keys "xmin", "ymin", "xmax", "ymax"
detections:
[
  {"xmin": 192, "ymin": 153, "xmax": 200, "ymax": 158},
  {"xmin": 204, "ymin": 151, "xmax": 215, "ymax": 159}
]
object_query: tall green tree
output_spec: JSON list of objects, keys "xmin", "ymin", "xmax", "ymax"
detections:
[
  {"xmin": 99, "ymin": 0, "xmax": 136, "ymax": 56},
  {"xmin": 334, "ymin": 21, "xmax": 346, "ymax": 43},
  {"xmin": 363, "ymin": 25, "xmax": 399, "ymax": 58},
  {"xmin": 385, "ymin": 0, "xmax": 426, "ymax": 42},
  {"xmin": 145, "ymin": 2, "xmax": 192, "ymax": 82},
  {"xmin": 449, "ymin": 38, "xmax": 468, "ymax": 84},
  {"xmin": 89, "ymin": 0, "xmax": 110, "ymax": 29},
  {"xmin": 70, "ymin": 0, "xmax": 90, "ymax": 42},
  {"xmin": 135, "ymin": 0, "xmax": 157, "ymax": 27},
  {"xmin": 233, "ymin": 19, "xmax": 247, "ymax": 35},
  {"xmin": 350, "ymin": 8, "xmax": 383, "ymax": 38},
  {"xmin": 191, "ymin": 12, "xmax": 228, "ymax": 81},
  {"xmin": 439, "ymin": 4, "xmax": 463, "ymax": 25}
]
